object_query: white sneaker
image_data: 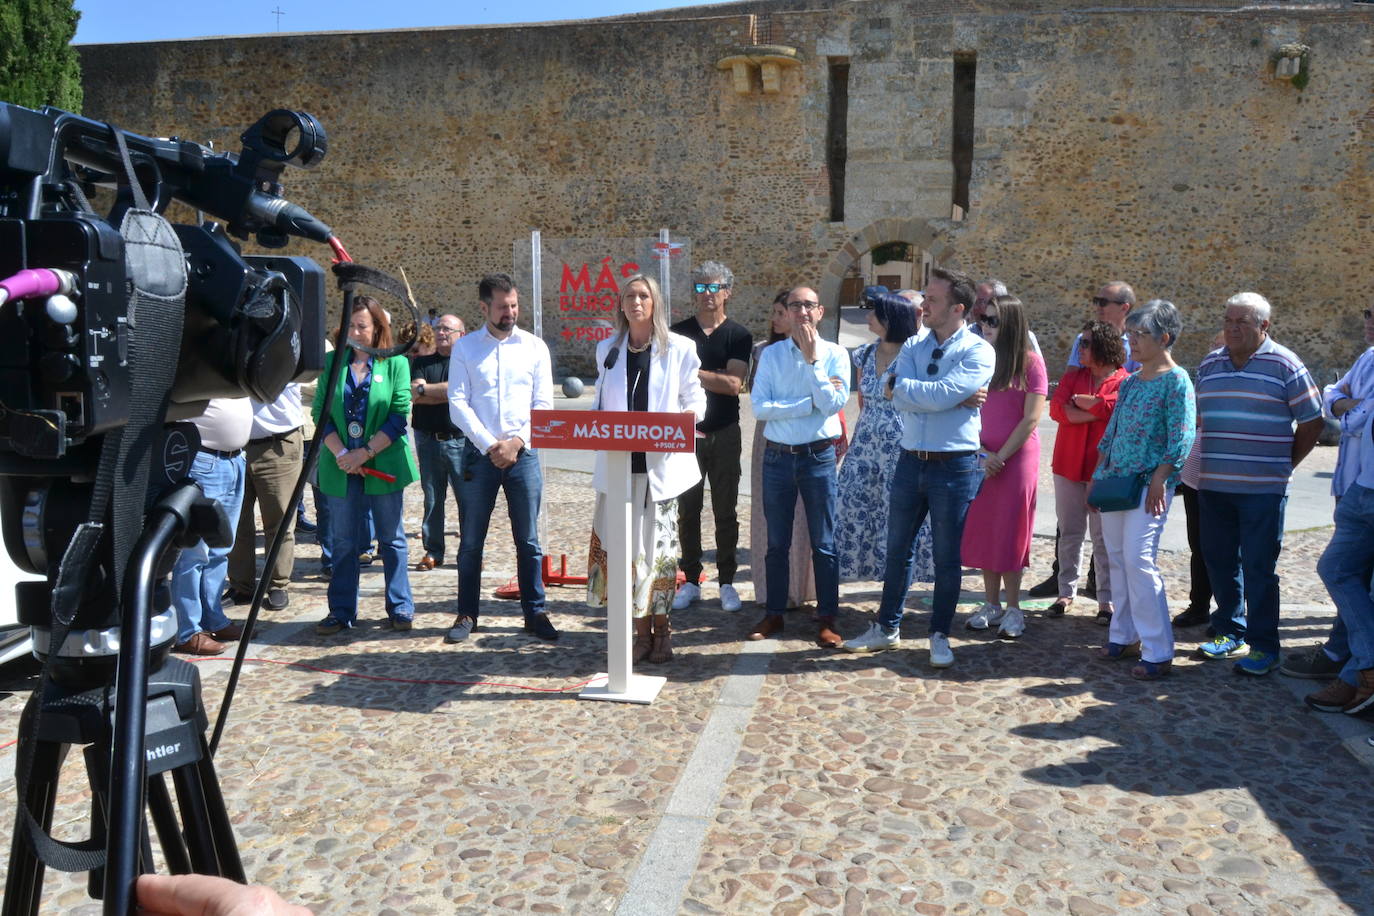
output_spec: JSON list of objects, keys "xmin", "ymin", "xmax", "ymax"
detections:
[
  {"xmin": 997, "ymin": 607, "xmax": 1025, "ymax": 639},
  {"xmin": 928, "ymin": 633, "xmax": 954, "ymax": 668},
  {"xmin": 672, "ymin": 581, "xmax": 700, "ymax": 611},
  {"xmin": 965, "ymin": 602, "xmax": 1006, "ymax": 630},
  {"xmin": 841, "ymin": 622, "xmax": 900, "ymax": 653},
  {"xmin": 719, "ymin": 583, "xmax": 742, "ymax": 612}
]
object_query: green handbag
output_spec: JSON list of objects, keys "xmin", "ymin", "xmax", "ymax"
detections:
[{"xmin": 1087, "ymin": 472, "xmax": 1150, "ymax": 512}]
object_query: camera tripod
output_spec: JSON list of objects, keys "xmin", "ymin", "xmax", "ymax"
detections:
[{"xmin": 2, "ymin": 482, "xmax": 243, "ymax": 916}]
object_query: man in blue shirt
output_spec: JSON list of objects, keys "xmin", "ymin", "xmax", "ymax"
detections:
[
  {"xmin": 842, "ymin": 267, "xmax": 994, "ymax": 667},
  {"xmin": 749, "ymin": 285, "xmax": 850, "ymax": 648}
]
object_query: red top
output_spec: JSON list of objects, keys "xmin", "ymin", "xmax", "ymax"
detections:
[{"xmin": 1049, "ymin": 366, "xmax": 1129, "ymax": 481}]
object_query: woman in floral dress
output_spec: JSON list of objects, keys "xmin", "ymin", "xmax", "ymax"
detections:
[{"xmin": 835, "ymin": 293, "xmax": 933, "ymax": 584}]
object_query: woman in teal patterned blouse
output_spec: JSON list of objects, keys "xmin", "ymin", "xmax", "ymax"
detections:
[{"xmin": 1093, "ymin": 299, "xmax": 1196, "ymax": 680}]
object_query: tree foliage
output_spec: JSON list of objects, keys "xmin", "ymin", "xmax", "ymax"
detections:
[{"xmin": 0, "ymin": 0, "xmax": 82, "ymax": 112}]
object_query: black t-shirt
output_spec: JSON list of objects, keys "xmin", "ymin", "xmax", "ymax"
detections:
[
  {"xmin": 626, "ymin": 346, "xmax": 651, "ymax": 474},
  {"xmin": 410, "ymin": 353, "xmax": 463, "ymax": 436},
  {"xmin": 669, "ymin": 315, "xmax": 753, "ymax": 432}
]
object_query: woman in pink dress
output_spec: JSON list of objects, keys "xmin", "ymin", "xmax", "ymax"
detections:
[{"xmin": 961, "ymin": 295, "xmax": 1047, "ymax": 639}]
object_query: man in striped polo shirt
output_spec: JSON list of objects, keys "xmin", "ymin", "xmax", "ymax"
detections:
[{"xmin": 1194, "ymin": 292, "xmax": 1325, "ymax": 675}]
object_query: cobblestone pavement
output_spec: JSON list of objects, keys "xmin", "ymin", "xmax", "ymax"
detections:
[{"xmin": 1, "ymin": 441, "xmax": 1371, "ymax": 914}]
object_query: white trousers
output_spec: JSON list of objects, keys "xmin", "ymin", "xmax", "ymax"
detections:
[
  {"xmin": 1099, "ymin": 488, "xmax": 1175, "ymax": 664},
  {"xmin": 1053, "ymin": 475, "xmax": 1111, "ymax": 605}
]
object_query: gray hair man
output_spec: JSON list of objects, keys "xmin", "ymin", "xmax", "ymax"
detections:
[
  {"xmin": 671, "ymin": 260, "xmax": 754, "ymax": 613},
  {"xmin": 1193, "ymin": 291, "xmax": 1324, "ymax": 676}
]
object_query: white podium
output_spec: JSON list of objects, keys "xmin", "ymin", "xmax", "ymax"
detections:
[{"xmin": 530, "ymin": 409, "xmax": 697, "ymax": 704}]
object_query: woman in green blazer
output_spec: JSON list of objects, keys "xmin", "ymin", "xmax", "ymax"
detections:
[{"xmin": 312, "ymin": 296, "xmax": 420, "ymax": 634}]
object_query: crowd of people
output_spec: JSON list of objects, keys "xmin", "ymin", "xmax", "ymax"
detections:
[{"xmin": 166, "ymin": 261, "xmax": 1374, "ymax": 718}]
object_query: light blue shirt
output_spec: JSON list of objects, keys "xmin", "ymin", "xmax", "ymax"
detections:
[
  {"xmin": 1324, "ymin": 346, "xmax": 1374, "ymax": 494},
  {"xmin": 751, "ymin": 337, "xmax": 850, "ymax": 445},
  {"xmin": 889, "ymin": 323, "xmax": 995, "ymax": 452}
]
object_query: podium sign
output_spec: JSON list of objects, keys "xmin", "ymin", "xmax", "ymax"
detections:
[
  {"xmin": 531, "ymin": 409, "xmax": 694, "ymax": 705},
  {"xmin": 529, "ymin": 409, "xmax": 695, "ymax": 453}
]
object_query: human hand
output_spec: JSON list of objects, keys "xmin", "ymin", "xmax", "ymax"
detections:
[
  {"xmin": 1072, "ymin": 394, "xmax": 1101, "ymax": 410},
  {"xmin": 1145, "ymin": 479, "xmax": 1167, "ymax": 517},
  {"xmin": 136, "ymin": 873, "xmax": 313, "ymax": 916},
  {"xmin": 335, "ymin": 448, "xmax": 369, "ymax": 475},
  {"xmin": 828, "ymin": 375, "xmax": 844, "ymax": 392},
  {"xmin": 489, "ymin": 438, "xmax": 522, "ymax": 469},
  {"xmin": 961, "ymin": 387, "xmax": 988, "ymax": 410},
  {"xmin": 982, "ymin": 452, "xmax": 1005, "ymax": 476},
  {"xmin": 793, "ymin": 324, "xmax": 818, "ymax": 362}
]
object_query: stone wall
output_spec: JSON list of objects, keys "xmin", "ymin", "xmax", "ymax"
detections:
[{"xmin": 77, "ymin": 0, "xmax": 1374, "ymax": 377}]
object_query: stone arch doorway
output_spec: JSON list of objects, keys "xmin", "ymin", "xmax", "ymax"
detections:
[{"xmin": 818, "ymin": 216, "xmax": 953, "ymax": 336}]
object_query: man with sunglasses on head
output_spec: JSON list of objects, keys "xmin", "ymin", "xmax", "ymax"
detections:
[
  {"xmin": 410, "ymin": 314, "xmax": 467, "ymax": 572},
  {"xmin": 749, "ymin": 285, "xmax": 849, "ymax": 647},
  {"xmin": 841, "ymin": 266, "xmax": 994, "ymax": 668},
  {"xmin": 671, "ymin": 262, "xmax": 753, "ymax": 613},
  {"xmin": 1027, "ymin": 279, "xmax": 1139, "ymax": 600}
]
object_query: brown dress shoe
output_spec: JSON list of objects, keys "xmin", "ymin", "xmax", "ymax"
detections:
[
  {"xmin": 416, "ymin": 555, "xmax": 439, "ymax": 571},
  {"xmin": 173, "ymin": 632, "xmax": 227, "ymax": 656},
  {"xmin": 210, "ymin": 621, "xmax": 244, "ymax": 641},
  {"xmin": 748, "ymin": 615, "xmax": 783, "ymax": 640},
  {"xmin": 816, "ymin": 623, "xmax": 843, "ymax": 649}
]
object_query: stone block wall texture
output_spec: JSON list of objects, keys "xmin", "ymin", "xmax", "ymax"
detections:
[{"xmin": 77, "ymin": 0, "xmax": 1373, "ymax": 376}]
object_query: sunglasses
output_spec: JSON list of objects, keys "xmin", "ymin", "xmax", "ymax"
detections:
[
  {"xmin": 978, "ymin": 314, "xmax": 999, "ymax": 328},
  {"xmin": 694, "ymin": 282, "xmax": 728, "ymax": 294},
  {"xmin": 926, "ymin": 346, "xmax": 945, "ymax": 376},
  {"xmin": 1091, "ymin": 297, "xmax": 1128, "ymax": 308}
]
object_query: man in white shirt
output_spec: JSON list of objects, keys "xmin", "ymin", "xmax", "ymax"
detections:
[{"xmin": 446, "ymin": 273, "xmax": 557, "ymax": 643}]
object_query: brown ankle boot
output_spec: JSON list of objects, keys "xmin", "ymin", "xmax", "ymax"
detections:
[
  {"xmin": 649, "ymin": 614, "xmax": 672, "ymax": 663},
  {"xmin": 632, "ymin": 616, "xmax": 653, "ymax": 664}
]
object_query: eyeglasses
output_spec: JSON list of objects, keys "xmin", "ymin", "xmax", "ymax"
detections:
[
  {"xmin": 1091, "ymin": 297, "xmax": 1128, "ymax": 308},
  {"xmin": 926, "ymin": 347, "xmax": 945, "ymax": 376},
  {"xmin": 786, "ymin": 300, "xmax": 821, "ymax": 311},
  {"xmin": 978, "ymin": 314, "xmax": 999, "ymax": 328},
  {"xmin": 435, "ymin": 325, "xmax": 461, "ymax": 335},
  {"xmin": 694, "ymin": 282, "xmax": 728, "ymax": 294}
]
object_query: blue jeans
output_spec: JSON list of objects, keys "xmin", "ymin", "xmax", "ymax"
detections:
[
  {"xmin": 457, "ymin": 443, "xmax": 544, "ymax": 621},
  {"xmin": 1200, "ymin": 489, "xmax": 1286, "ymax": 654},
  {"xmin": 1317, "ymin": 483, "xmax": 1374, "ymax": 685},
  {"xmin": 325, "ymin": 477, "xmax": 413, "ymax": 624},
  {"xmin": 877, "ymin": 452, "xmax": 982, "ymax": 635},
  {"xmin": 761, "ymin": 443, "xmax": 838, "ymax": 619},
  {"xmin": 416, "ymin": 431, "xmax": 465, "ymax": 563},
  {"xmin": 171, "ymin": 451, "xmax": 246, "ymax": 644}
]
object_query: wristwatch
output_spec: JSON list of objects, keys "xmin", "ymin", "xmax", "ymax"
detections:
[{"xmin": 417, "ymin": 382, "xmax": 426, "ymax": 396}]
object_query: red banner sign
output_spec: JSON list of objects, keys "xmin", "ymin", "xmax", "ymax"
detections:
[{"xmin": 530, "ymin": 410, "xmax": 696, "ymax": 453}]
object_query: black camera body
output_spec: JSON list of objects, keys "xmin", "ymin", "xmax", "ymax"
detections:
[{"xmin": 0, "ymin": 102, "xmax": 329, "ymax": 651}]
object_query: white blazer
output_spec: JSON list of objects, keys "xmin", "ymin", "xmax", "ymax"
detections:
[{"xmin": 591, "ymin": 331, "xmax": 707, "ymax": 502}]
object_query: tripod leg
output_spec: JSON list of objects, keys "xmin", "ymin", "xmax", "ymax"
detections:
[
  {"xmin": 192, "ymin": 740, "xmax": 244, "ymax": 882},
  {"xmin": 146, "ymin": 774, "xmax": 191, "ymax": 875},
  {"xmin": 3, "ymin": 731, "xmax": 70, "ymax": 916},
  {"xmin": 166, "ymin": 735, "xmax": 244, "ymax": 882}
]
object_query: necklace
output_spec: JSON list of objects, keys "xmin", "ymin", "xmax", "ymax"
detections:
[{"xmin": 627, "ymin": 339, "xmax": 651, "ymax": 354}]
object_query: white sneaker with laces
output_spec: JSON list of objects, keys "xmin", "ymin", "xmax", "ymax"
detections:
[
  {"xmin": 719, "ymin": 583, "xmax": 742, "ymax": 612},
  {"xmin": 841, "ymin": 622, "xmax": 900, "ymax": 653},
  {"xmin": 997, "ymin": 607, "xmax": 1025, "ymax": 639},
  {"xmin": 928, "ymin": 632, "xmax": 954, "ymax": 668},
  {"xmin": 965, "ymin": 602, "xmax": 1006, "ymax": 630},
  {"xmin": 672, "ymin": 581, "xmax": 700, "ymax": 611}
]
